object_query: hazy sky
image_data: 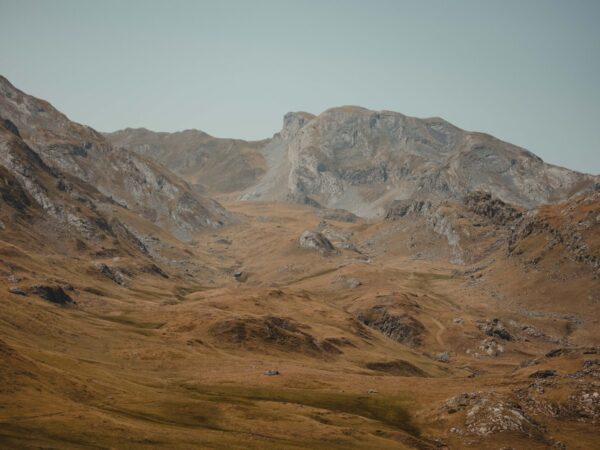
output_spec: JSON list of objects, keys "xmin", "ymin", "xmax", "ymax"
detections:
[{"xmin": 1, "ymin": 0, "xmax": 599, "ymax": 174}]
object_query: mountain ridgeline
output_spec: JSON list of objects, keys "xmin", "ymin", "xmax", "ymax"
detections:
[
  {"xmin": 0, "ymin": 75, "xmax": 229, "ymax": 242},
  {"xmin": 107, "ymin": 106, "xmax": 598, "ymax": 217},
  {"xmin": 2, "ymin": 76, "xmax": 600, "ymax": 449}
]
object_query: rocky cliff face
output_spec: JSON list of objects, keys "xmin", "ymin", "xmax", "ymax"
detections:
[
  {"xmin": 382, "ymin": 186, "xmax": 600, "ymax": 282},
  {"xmin": 109, "ymin": 106, "xmax": 597, "ymax": 218},
  {"xmin": 251, "ymin": 107, "xmax": 597, "ymax": 216},
  {"xmin": 0, "ymin": 76, "xmax": 229, "ymax": 240},
  {"xmin": 0, "ymin": 119, "xmax": 154, "ymax": 261}
]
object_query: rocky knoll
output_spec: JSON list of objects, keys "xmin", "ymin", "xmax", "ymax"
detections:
[
  {"xmin": 508, "ymin": 188, "xmax": 600, "ymax": 275},
  {"xmin": 463, "ymin": 191, "xmax": 523, "ymax": 225},
  {"xmin": 298, "ymin": 230, "xmax": 336, "ymax": 256},
  {"xmin": 0, "ymin": 76, "xmax": 229, "ymax": 240}
]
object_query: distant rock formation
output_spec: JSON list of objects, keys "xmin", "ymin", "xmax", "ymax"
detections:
[{"xmin": 109, "ymin": 105, "xmax": 598, "ymax": 219}]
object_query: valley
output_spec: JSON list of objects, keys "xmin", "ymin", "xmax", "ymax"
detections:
[
  {"xmin": 0, "ymin": 76, "xmax": 598, "ymax": 449},
  {"xmin": 1, "ymin": 198, "xmax": 599, "ymax": 449}
]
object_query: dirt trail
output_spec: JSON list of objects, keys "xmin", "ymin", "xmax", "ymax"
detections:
[{"xmin": 430, "ymin": 317, "xmax": 446, "ymax": 349}]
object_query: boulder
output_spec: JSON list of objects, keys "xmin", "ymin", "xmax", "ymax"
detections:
[
  {"xmin": 233, "ymin": 270, "xmax": 248, "ymax": 282},
  {"xmin": 298, "ymin": 230, "xmax": 336, "ymax": 256},
  {"xmin": 436, "ymin": 351, "xmax": 450, "ymax": 363}
]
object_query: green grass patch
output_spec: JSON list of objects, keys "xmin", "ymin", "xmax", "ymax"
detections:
[
  {"xmin": 184, "ymin": 384, "xmax": 420, "ymax": 437},
  {"xmin": 100, "ymin": 400, "xmax": 223, "ymax": 430},
  {"xmin": 97, "ymin": 314, "xmax": 165, "ymax": 329}
]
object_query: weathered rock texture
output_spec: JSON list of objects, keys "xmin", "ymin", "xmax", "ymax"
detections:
[
  {"xmin": 109, "ymin": 106, "xmax": 598, "ymax": 218},
  {"xmin": 298, "ymin": 230, "xmax": 336, "ymax": 256},
  {"xmin": 0, "ymin": 76, "xmax": 229, "ymax": 240}
]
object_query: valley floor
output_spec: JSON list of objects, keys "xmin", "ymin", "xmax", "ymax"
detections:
[{"xmin": 1, "ymin": 202, "xmax": 599, "ymax": 449}]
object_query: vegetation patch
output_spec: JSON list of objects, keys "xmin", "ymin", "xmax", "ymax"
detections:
[
  {"xmin": 185, "ymin": 384, "xmax": 421, "ymax": 437},
  {"xmin": 365, "ymin": 360, "xmax": 428, "ymax": 377}
]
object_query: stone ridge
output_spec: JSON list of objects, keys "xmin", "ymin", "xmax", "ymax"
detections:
[{"xmin": 107, "ymin": 103, "xmax": 598, "ymax": 218}]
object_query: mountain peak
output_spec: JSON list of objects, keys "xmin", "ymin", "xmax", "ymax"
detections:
[{"xmin": 281, "ymin": 111, "xmax": 316, "ymax": 139}]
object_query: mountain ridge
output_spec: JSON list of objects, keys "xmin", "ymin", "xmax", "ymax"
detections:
[
  {"xmin": 108, "ymin": 104, "xmax": 598, "ymax": 175},
  {"xmin": 0, "ymin": 75, "xmax": 230, "ymax": 240},
  {"xmin": 1, "ymin": 75, "xmax": 599, "ymax": 450},
  {"xmin": 108, "ymin": 105, "xmax": 598, "ymax": 217}
]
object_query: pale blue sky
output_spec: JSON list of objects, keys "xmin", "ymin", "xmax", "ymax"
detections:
[{"xmin": 1, "ymin": 0, "xmax": 598, "ymax": 173}]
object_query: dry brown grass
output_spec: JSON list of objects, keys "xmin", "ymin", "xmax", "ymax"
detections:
[{"xmin": 1, "ymin": 200, "xmax": 598, "ymax": 449}]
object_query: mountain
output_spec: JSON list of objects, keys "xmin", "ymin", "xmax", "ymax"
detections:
[
  {"xmin": 106, "ymin": 128, "xmax": 269, "ymax": 194},
  {"xmin": 0, "ymin": 76, "xmax": 229, "ymax": 240},
  {"xmin": 2, "ymin": 76, "xmax": 599, "ymax": 450},
  {"xmin": 0, "ymin": 118, "xmax": 165, "ymax": 265},
  {"xmin": 108, "ymin": 106, "xmax": 598, "ymax": 216}
]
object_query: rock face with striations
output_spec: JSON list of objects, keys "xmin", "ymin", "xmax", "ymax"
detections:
[
  {"xmin": 0, "ymin": 76, "xmax": 229, "ymax": 240},
  {"xmin": 0, "ymin": 119, "xmax": 132, "ymax": 242},
  {"xmin": 109, "ymin": 106, "xmax": 598, "ymax": 218},
  {"xmin": 255, "ymin": 107, "xmax": 597, "ymax": 216}
]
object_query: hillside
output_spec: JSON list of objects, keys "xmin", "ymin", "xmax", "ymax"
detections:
[
  {"xmin": 0, "ymin": 76, "xmax": 229, "ymax": 240},
  {"xmin": 1, "ymin": 77, "xmax": 599, "ymax": 449}
]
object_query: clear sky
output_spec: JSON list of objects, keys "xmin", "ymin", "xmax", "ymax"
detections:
[{"xmin": 1, "ymin": 0, "xmax": 598, "ymax": 174}]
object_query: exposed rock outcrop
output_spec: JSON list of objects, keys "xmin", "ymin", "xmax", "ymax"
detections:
[
  {"xmin": 478, "ymin": 338, "xmax": 505, "ymax": 357},
  {"xmin": 508, "ymin": 190, "xmax": 600, "ymax": 274},
  {"xmin": 298, "ymin": 230, "xmax": 336, "ymax": 256},
  {"xmin": 29, "ymin": 285, "xmax": 74, "ymax": 305},
  {"xmin": 464, "ymin": 396, "xmax": 541, "ymax": 437},
  {"xmin": 108, "ymin": 106, "xmax": 598, "ymax": 218},
  {"xmin": 94, "ymin": 263, "xmax": 130, "ymax": 286},
  {"xmin": 463, "ymin": 191, "xmax": 523, "ymax": 225},
  {"xmin": 208, "ymin": 316, "xmax": 341, "ymax": 357},
  {"xmin": 443, "ymin": 392, "xmax": 542, "ymax": 438},
  {"xmin": 529, "ymin": 369, "xmax": 557, "ymax": 379},
  {"xmin": 385, "ymin": 199, "xmax": 464, "ymax": 263},
  {"xmin": 479, "ymin": 319, "xmax": 513, "ymax": 341},
  {"xmin": 357, "ymin": 306, "xmax": 425, "ymax": 346}
]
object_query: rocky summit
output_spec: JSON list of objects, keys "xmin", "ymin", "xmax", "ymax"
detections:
[
  {"xmin": 109, "ymin": 106, "xmax": 598, "ymax": 217},
  {"xmin": 1, "ymin": 76, "xmax": 599, "ymax": 450}
]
